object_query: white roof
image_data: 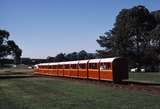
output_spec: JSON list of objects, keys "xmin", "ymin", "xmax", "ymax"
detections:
[
  {"xmin": 61, "ymin": 61, "xmax": 70, "ymax": 65},
  {"xmin": 57, "ymin": 62, "xmax": 65, "ymax": 65},
  {"xmin": 38, "ymin": 63, "xmax": 49, "ymax": 66},
  {"xmin": 68, "ymin": 61, "xmax": 79, "ymax": 64},
  {"xmin": 89, "ymin": 59, "xmax": 101, "ymax": 63},
  {"xmin": 100, "ymin": 57, "xmax": 118, "ymax": 63},
  {"xmin": 78, "ymin": 60, "xmax": 89, "ymax": 64},
  {"xmin": 48, "ymin": 63, "xmax": 58, "ymax": 65},
  {"xmin": 36, "ymin": 57, "xmax": 120, "ymax": 66},
  {"xmin": 60, "ymin": 61, "xmax": 79, "ymax": 65}
]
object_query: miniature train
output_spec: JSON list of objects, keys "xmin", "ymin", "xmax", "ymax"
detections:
[{"xmin": 33, "ymin": 57, "xmax": 128, "ymax": 82}]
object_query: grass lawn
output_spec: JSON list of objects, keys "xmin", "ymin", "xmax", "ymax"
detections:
[
  {"xmin": 129, "ymin": 72, "xmax": 160, "ymax": 83},
  {"xmin": 0, "ymin": 68, "xmax": 160, "ymax": 109},
  {"xmin": 0, "ymin": 76, "xmax": 160, "ymax": 109}
]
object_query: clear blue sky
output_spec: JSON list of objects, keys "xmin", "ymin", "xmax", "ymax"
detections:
[{"xmin": 0, "ymin": 0, "xmax": 160, "ymax": 58}]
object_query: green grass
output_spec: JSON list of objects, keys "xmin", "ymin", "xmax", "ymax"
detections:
[
  {"xmin": 0, "ymin": 68, "xmax": 160, "ymax": 109},
  {"xmin": 0, "ymin": 76, "xmax": 160, "ymax": 109},
  {"xmin": 129, "ymin": 72, "xmax": 160, "ymax": 83}
]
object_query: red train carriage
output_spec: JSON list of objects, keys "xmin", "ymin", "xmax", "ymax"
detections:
[
  {"xmin": 69, "ymin": 61, "xmax": 79, "ymax": 78},
  {"xmin": 34, "ymin": 57, "xmax": 128, "ymax": 82},
  {"xmin": 57, "ymin": 62, "xmax": 63, "ymax": 76},
  {"xmin": 88, "ymin": 59, "xmax": 100, "ymax": 80},
  {"xmin": 37, "ymin": 63, "xmax": 49, "ymax": 75},
  {"xmin": 48, "ymin": 63, "xmax": 58, "ymax": 76},
  {"xmin": 63, "ymin": 61, "xmax": 71, "ymax": 77},
  {"xmin": 78, "ymin": 60, "xmax": 88, "ymax": 79}
]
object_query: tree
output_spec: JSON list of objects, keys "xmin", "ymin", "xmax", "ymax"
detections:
[
  {"xmin": 97, "ymin": 5, "xmax": 160, "ymax": 71},
  {"xmin": 0, "ymin": 29, "xmax": 22, "ymax": 66},
  {"xmin": 66, "ymin": 52, "xmax": 78, "ymax": 61},
  {"xmin": 54, "ymin": 53, "xmax": 66, "ymax": 62},
  {"xmin": 49, "ymin": 50, "xmax": 96, "ymax": 62},
  {"xmin": 78, "ymin": 50, "xmax": 89, "ymax": 60},
  {"xmin": 7, "ymin": 40, "xmax": 22, "ymax": 64},
  {"xmin": 96, "ymin": 31, "xmax": 116, "ymax": 58},
  {"xmin": 152, "ymin": 10, "xmax": 160, "ymax": 24},
  {"xmin": 0, "ymin": 30, "xmax": 10, "ymax": 60},
  {"xmin": 46, "ymin": 56, "xmax": 55, "ymax": 62},
  {"xmin": 87, "ymin": 53, "xmax": 96, "ymax": 59}
]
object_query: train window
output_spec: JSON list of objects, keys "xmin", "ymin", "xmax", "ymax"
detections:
[
  {"xmin": 89, "ymin": 63, "xmax": 97, "ymax": 69},
  {"xmin": 48, "ymin": 66, "xmax": 52, "ymax": 69},
  {"xmin": 64, "ymin": 64, "xmax": 70, "ymax": 69},
  {"xmin": 52, "ymin": 65, "xmax": 56, "ymax": 69},
  {"xmin": 79, "ymin": 64, "xmax": 86, "ymax": 69},
  {"xmin": 70, "ymin": 64, "xmax": 77, "ymax": 69},
  {"xmin": 100, "ymin": 63, "xmax": 111, "ymax": 70},
  {"xmin": 59, "ymin": 65, "xmax": 63, "ymax": 69}
]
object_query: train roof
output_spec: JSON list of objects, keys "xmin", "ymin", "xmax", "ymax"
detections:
[
  {"xmin": 89, "ymin": 59, "xmax": 101, "ymax": 63},
  {"xmin": 57, "ymin": 62, "xmax": 64, "ymax": 65},
  {"xmin": 78, "ymin": 60, "xmax": 89, "ymax": 64},
  {"xmin": 100, "ymin": 57, "xmax": 118, "ymax": 63},
  {"xmin": 60, "ymin": 61, "xmax": 79, "ymax": 65},
  {"xmin": 48, "ymin": 63, "xmax": 58, "ymax": 65},
  {"xmin": 36, "ymin": 57, "xmax": 120, "ymax": 66},
  {"xmin": 38, "ymin": 63, "xmax": 49, "ymax": 66}
]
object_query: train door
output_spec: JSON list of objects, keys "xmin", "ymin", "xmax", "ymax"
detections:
[
  {"xmin": 52, "ymin": 65, "xmax": 57, "ymax": 76},
  {"xmin": 58, "ymin": 64, "xmax": 64, "ymax": 76},
  {"xmin": 88, "ymin": 62, "xmax": 100, "ymax": 80},
  {"xmin": 99, "ymin": 62, "xmax": 113, "ymax": 81},
  {"xmin": 63, "ymin": 64, "xmax": 70, "ymax": 77},
  {"xmin": 70, "ymin": 64, "xmax": 78, "ymax": 78},
  {"xmin": 78, "ymin": 63, "xmax": 88, "ymax": 78}
]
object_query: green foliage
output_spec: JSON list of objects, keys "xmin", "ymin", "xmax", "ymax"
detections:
[
  {"xmin": 54, "ymin": 53, "xmax": 67, "ymax": 62},
  {"xmin": 66, "ymin": 52, "xmax": 78, "ymax": 61},
  {"xmin": 46, "ymin": 56, "xmax": 55, "ymax": 62},
  {"xmin": 51, "ymin": 50, "xmax": 96, "ymax": 62},
  {"xmin": 97, "ymin": 5, "xmax": 160, "ymax": 71},
  {"xmin": 0, "ymin": 30, "xmax": 9, "ymax": 59},
  {"xmin": 152, "ymin": 10, "xmax": 160, "ymax": 24},
  {"xmin": 78, "ymin": 50, "xmax": 89, "ymax": 60},
  {"xmin": 0, "ymin": 29, "xmax": 22, "ymax": 65}
]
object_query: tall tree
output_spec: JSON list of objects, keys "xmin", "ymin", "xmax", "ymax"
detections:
[
  {"xmin": 54, "ymin": 53, "xmax": 66, "ymax": 62},
  {"xmin": 7, "ymin": 40, "xmax": 22, "ymax": 64},
  {"xmin": 66, "ymin": 52, "xmax": 78, "ymax": 61},
  {"xmin": 78, "ymin": 50, "xmax": 88, "ymax": 60},
  {"xmin": 46, "ymin": 56, "xmax": 55, "ymax": 62},
  {"xmin": 0, "ymin": 29, "xmax": 22, "ymax": 66},
  {"xmin": 0, "ymin": 30, "xmax": 10, "ymax": 60},
  {"xmin": 97, "ymin": 5, "xmax": 159, "ymax": 71}
]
